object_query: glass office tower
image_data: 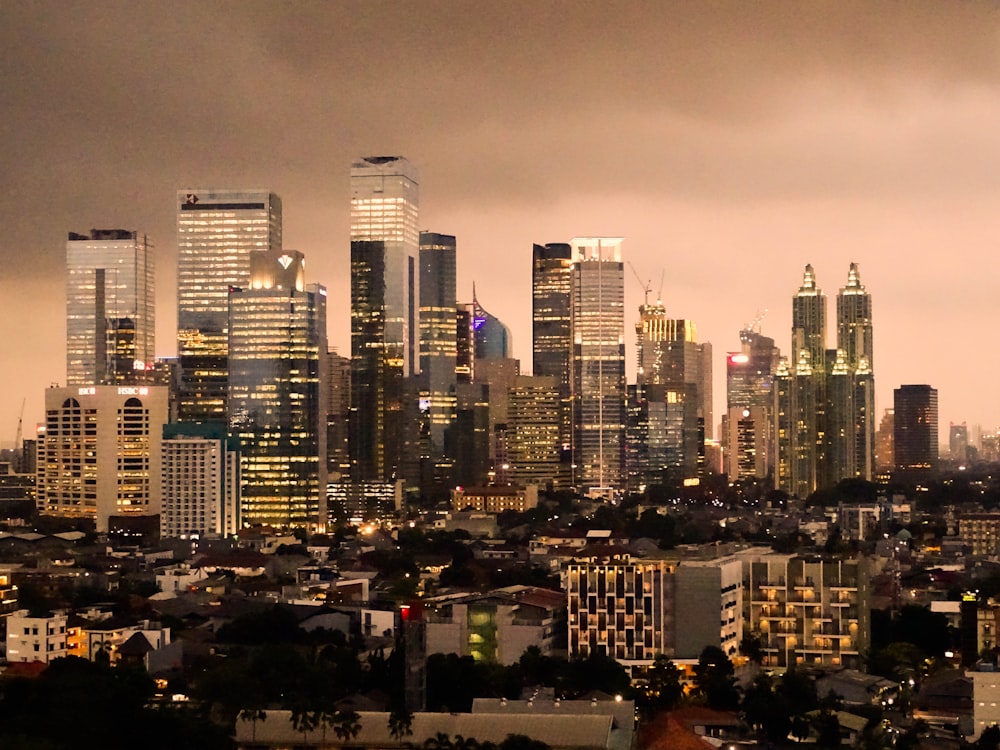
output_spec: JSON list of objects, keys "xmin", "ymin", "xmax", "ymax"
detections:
[
  {"xmin": 228, "ymin": 249, "xmax": 327, "ymax": 528},
  {"xmin": 570, "ymin": 237, "xmax": 626, "ymax": 495},
  {"xmin": 419, "ymin": 232, "xmax": 457, "ymax": 458},
  {"xmin": 66, "ymin": 229, "xmax": 154, "ymax": 385},
  {"xmin": 176, "ymin": 190, "xmax": 282, "ymax": 422},
  {"xmin": 350, "ymin": 157, "xmax": 419, "ymax": 481}
]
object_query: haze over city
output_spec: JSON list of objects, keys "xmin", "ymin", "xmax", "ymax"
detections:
[{"xmin": 3, "ymin": 1, "xmax": 1000, "ymax": 442}]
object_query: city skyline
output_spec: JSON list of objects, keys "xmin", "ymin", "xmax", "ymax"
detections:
[{"xmin": 4, "ymin": 2, "xmax": 1000, "ymax": 442}]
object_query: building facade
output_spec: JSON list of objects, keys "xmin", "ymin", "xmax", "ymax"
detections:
[
  {"xmin": 66, "ymin": 229, "xmax": 155, "ymax": 386},
  {"xmin": 160, "ymin": 422, "xmax": 241, "ymax": 539},
  {"xmin": 176, "ymin": 190, "xmax": 282, "ymax": 422},
  {"xmin": 570, "ymin": 237, "xmax": 626, "ymax": 494},
  {"xmin": 37, "ymin": 385, "xmax": 167, "ymax": 531},
  {"xmin": 350, "ymin": 157, "xmax": 419, "ymax": 481},
  {"xmin": 741, "ymin": 550, "xmax": 870, "ymax": 669},
  {"xmin": 228, "ymin": 250, "xmax": 327, "ymax": 528},
  {"xmin": 6, "ymin": 610, "xmax": 68, "ymax": 663},
  {"xmin": 893, "ymin": 385, "xmax": 938, "ymax": 475},
  {"xmin": 419, "ymin": 232, "xmax": 458, "ymax": 463}
]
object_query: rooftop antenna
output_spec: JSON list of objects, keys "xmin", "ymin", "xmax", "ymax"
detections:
[{"xmin": 656, "ymin": 269, "xmax": 665, "ymax": 303}]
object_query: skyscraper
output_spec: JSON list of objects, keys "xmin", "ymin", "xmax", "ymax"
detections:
[
  {"xmin": 350, "ymin": 157, "xmax": 419, "ymax": 481},
  {"xmin": 66, "ymin": 229, "xmax": 154, "ymax": 385},
  {"xmin": 176, "ymin": 190, "xmax": 282, "ymax": 422},
  {"xmin": 894, "ymin": 385, "xmax": 938, "ymax": 475},
  {"xmin": 833, "ymin": 262, "xmax": 875, "ymax": 482},
  {"xmin": 419, "ymin": 232, "xmax": 457, "ymax": 458},
  {"xmin": 776, "ymin": 265, "xmax": 828, "ymax": 497},
  {"xmin": 228, "ymin": 249, "xmax": 327, "ymax": 527},
  {"xmin": 723, "ymin": 327, "xmax": 779, "ymax": 481},
  {"xmin": 532, "ymin": 242, "xmax": 574, "ymax": 472},
  {"xmin": 628, "ymin": 299, "xmax": 710, "ymax": 486},
  {"xmin": 532, "ymin": 243, "xmax": 573, "ymax": 386},
  {"xmin": 471, "ymin": 286, "xmax": 513, "ymax": 361},
  {"xmin": 571, "ymin": 237, "xmax": 625, "ymax": 494}
]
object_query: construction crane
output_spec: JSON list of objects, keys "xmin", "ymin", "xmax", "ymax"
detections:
[
  {"xmin": 13, "ymin": 398, "xmax": 25, "ymax": 472},
  {"xmin": 743, "ymin": 309, "xmax": 768, "ymax": 333},
  {"xmin": 627, "ymin": 261, "xmax": 652, "ymax": 306}
]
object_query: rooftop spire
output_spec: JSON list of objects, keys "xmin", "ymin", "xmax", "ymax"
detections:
[{"xmin": 798, "ymin": 264, "xmax": 818, "ymax": 295}]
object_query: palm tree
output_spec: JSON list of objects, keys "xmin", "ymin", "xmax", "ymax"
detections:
[
  {"xmin": 388, "ymin": 708, "xmax": 414, "ymax": 743},
  {"xmin": 333, "ymin": 709, "xmax": 362, "ymax": 743},
  {"xmin": 291, "ymin": 707, "xmax": 319, "ymax": 745},
  {"xmin": 239, "ymin": 708, "xmax": 267, "ymax": 744}
]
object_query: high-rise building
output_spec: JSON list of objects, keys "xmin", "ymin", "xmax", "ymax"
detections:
[
  {"xmin": 723, "ymin": 328, "xmax": 779, "ymax": 481},
  {"xmin": 419, "ymin": 232, "xmax": 457, "ymax": 459},
  {"xmin": 160, "ymin": 422, "xmax": 240, "ymax": 539},
  {"xmin": 875, "ymin": 408, "xmax": 895, "ymax": 473},
  {"xmin": 66, "ymin": 230, "xmax": 154, "ymax": 386},
  {"xmin": 570, "ymin": 237, "xmax": 625, "ymax": 494},
  {"xmin": 326, "ymin": 350, "xmax": 351, "ymax": 479},
  {"xmin": 629, "ymin": 299, "xmax": 711, "ymax": 486},
  {"xmin": 176, "ymin": 190, "xmax": 282, "ymax": 422},
  {"xmin": 350, "ymin": 157, "xmax": 419, "ymax": 481},
  {"xmin": 894, "ymin": 385, "xmax": 938, "ymax": 475},
  {"xmin": 532, "ymin": 243, "xmax": 573, "ymax": 386},
  {"xmin": 828, "ymin": 263, "xmax": 876, "ymax": 482},
  {"xmin": 950, "ymin": 422, "xmax": 969, "ymax": 464},
  {"xmin": 37, "ymin": 385, "xmax": 168, "ymax": 532},
  {"xmin": 471, "ymin": 286, "xmax": 513, "ymax": 361},
  {"xmin": 532, "ymin": 243, "xmax": 574, "ymax": 468},
  {"xmin": 504, "ymin": 375, "xmax": 564, "ymax": 489},
  {"xmin": 228, "ymin": 249, "xmax": 327, "ymax": 528}
]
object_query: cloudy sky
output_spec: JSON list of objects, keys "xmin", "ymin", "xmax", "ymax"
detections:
[{"xmin": 2, "ymin": 1, "xmax": 1000, "ymax": 446}]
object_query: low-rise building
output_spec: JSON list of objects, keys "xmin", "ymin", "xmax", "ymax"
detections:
[
  {"xmin": 6, "ymin": 610, "xmax": 68, "ymax": 663},
  {"xmin": 451, "ymin": 484, "xmax": 539, "ymax": 514},
  {"xmin": 739, "ymin": 549, "xmax": 871, "ymax": 669},
  {"xmin": 424, "ymin": 586, "xmax": 563, "ymax": 664},
  {"xmin": 960, "ymin": 514, "xmax": 1000, "ymax": 557}
]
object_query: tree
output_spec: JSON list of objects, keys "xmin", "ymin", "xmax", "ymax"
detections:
[
  {"xmin": 388, "ymin": 708, "xmax": 414, "ymax": 742},
  {"xmin": 332, "ymin": 710, "xmax": 362, "ymax": 742},
  {"xmin": 977, "ymin": 725, "xmax": 1000, "ymax": 750},
  {"xmin": 813, "ymin": 709, "xmax": 841, "ymax": 749},
  {"xmin": 693, "ymin": 646, "xmax": 739, "ymax": 710},
  {"xmin": 640, "ymin": 655, "xmax": 683, "ymax": 713}
]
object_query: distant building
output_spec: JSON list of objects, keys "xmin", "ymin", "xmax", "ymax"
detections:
[
  {"xmin": 419, "ymin": 232, "xmax": 458, "ymax": 463},
  {"xmin": 66, "ymin": 229, "xmax": 155, "ymax": 386},
  {"xmin": 176, "ymin": 189, "xmax": 282, "ymax": 422},
  {"xmin": 894, "ymin": 385, "xmax": 939, "ymax": 475},
  {"xmin": 451, "ymin": 485, "xmax": 539, "ymax": 514},
  {"xmin": 350, "ymin": 156, "xmax": 419, "ymax": 484},
  {"xmin": 629, "ymin": 301, "xmax": 710, "ymax": 487},
  {"xmin": 570, "ymin": 238, "xmax": 626, "ymax": 494},
  {"xmin": 504, "ymin": 376, "xmax": 565, "ymax": 489},
  {"xmin": 160, "ymin": 422, "xmax": 240, "ymax": 539},
  {"xmin": 959, "ymin": 514, "xmax": 1000, "ymax": 557},
  {"xmin": 37, "ymin": 385, "xmax": 168, "ymax": 531},
  {"xmin": 532, "ymin": 242, "xmax": 573, "ymax": 460},
  {"xmin": 723, "ymin": 328, "xmax": 779, "ymax": 481},
  {"xmin": 228, "ymin": 249, "xmax": 327, "ymax": 528},
  {"xmin": 951, "ymin": 423, "xmax": 970, "ymax": 464},
  {"xmin": 327, "ymin": 480, "xmax": 402, "ymax": 526}
]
